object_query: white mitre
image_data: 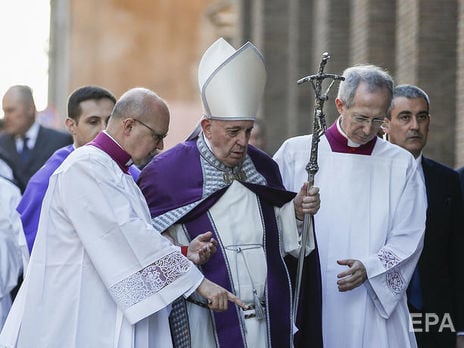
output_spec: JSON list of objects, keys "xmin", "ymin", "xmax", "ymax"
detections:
[{"xmin": 187, "ymin": 37, "xmax": 266, "ymax": 140}]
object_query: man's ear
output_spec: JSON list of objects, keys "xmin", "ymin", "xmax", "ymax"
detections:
[
  {"xmin": 335, "ymin": 98, "xmax": 344, "ymax": 114},
  {"xmin": 201, "ymin": 118, "xmax": 212, "ymax": 139},
  {"xmin": 65, "ymin": 117, "xmax": 76, "ymax": 134},
  {"xmin": 122, "ymin": 118, "xmax": 134, "ymax": 135}
]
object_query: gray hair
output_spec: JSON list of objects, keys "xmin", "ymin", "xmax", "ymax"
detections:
[
  {"xmin": 337, "ymin": 65, "xmax": 394, "ymax": 109},
  {"xmin": 387, "ymin": 84, "xmax": 430, "ymax": 119}
]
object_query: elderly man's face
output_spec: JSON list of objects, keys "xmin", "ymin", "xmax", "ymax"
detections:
[
  {"xmin": 202, "ymin": 119, "xmax": 254, "ymax": 167},
  {"xmin": 337, "ymin": 82, "xmax": 390, "ymax": 145}
]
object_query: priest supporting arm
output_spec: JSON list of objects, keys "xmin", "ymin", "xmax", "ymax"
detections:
[{"xmin": 0, "ymin": 88, "xmax": 245, "ymax": 348}]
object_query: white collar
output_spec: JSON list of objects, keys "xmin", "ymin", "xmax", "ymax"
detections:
[{"xmin": 336, "ymin": 116, "xmax": 361, "ymax": 147}]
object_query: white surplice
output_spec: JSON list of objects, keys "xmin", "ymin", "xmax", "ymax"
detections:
[
  {"xmin": 274, "ymin": 134, "xmax": 427, "ymax": 348},
  {"xmin": 0, "ymin": 145, "xmax": 204, "ymax": 348},
  {"xmin": 167, "ymin": 181, "xmax": 306, "ymax": 348},
  {"xmin": 0, "ymin": 178, "xmax": 27, "ymax": 331}
]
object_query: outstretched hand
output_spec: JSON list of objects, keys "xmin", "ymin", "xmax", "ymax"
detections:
[
  {"xmin": 197, "ymin": 278, "xmax": 247, "ymax": 312},
  {"xmin": 188, "ymin": 231, "xmax": 218, "ymax": 265},
  {"xmin": 336, "ymin": 259, "xmax": 367, "ymax": 292},
  {"xmin": 294, "ymin": 182, "xmax": 320, "ymax": 220}
]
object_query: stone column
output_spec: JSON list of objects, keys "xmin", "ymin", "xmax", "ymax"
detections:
[
  {"xmin": 311, "ymin": 0, "xmax": 351, "ymax": 126},
  {"xmin": 350, "ymin": 0, "xmax": 396, "ymax": 76},
  {"xmin": 397, "ymin": 0, "xmax": 458, "ymax": 166},
  {"xmin": 48, "ymin": 0, "xmax": 71, "ymax": 117}
]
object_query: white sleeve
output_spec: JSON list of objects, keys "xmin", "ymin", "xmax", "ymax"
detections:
[
  {"xmin": 0, "ymin": 181, "xmax": 23, "ymax": 300},
  {"xmin": 361, "ymin": 162, "xmax": 427, "ymax": 319},
  {"xmin": 56, "ymin": 157, "xmax": 204, "ymax": 324}
]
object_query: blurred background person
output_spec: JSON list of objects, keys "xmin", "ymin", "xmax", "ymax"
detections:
[{"xmin": 0, "ymin": 85, "xmax": 72, "ymax": 192}]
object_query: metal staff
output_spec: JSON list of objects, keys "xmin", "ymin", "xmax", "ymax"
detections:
[{"xmin": 293, "ymin": 52, "xmax": 344, "ymax": 324}]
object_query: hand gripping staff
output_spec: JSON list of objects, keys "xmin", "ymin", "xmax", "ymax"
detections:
[{"xmin": 293, "ymin": 52, "xmax": 344, "ymax": 324}]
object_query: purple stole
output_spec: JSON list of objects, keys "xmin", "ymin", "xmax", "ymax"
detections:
[
  {"xmin": 138, "ymin": 140, "xmax": 296, "ymax": 347},
  {"xmin": 18, "ymin": 145, "xmax": 74, "ymax": 253},
  {"xmin": 179, "ymin": 187, "xmax": 294, "ymax": 348}
]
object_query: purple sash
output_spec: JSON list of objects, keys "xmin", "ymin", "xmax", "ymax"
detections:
[{"xmin": 180, "ymin": 188, "xmax": 293, "ymax": 348}]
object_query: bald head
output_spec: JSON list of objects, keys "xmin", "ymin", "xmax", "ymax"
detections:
[
  {"xmin": 107, "ymin": 88, "xmax": 170, "ymax": 166},
  {"xmin": 2, "ymin": 85, "xmax": 37, "ymax": 136}
]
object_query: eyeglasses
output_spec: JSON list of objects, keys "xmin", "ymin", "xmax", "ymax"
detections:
[
  {"xmin": 133, "ymin": 119, "xmax": 167, "ymax": 143},
  {"xmin": 352, "ymin": 115, "xmax": 384, "ymax": 128}
]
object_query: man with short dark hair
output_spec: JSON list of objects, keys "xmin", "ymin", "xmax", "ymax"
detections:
[
  {"xmin": 17, "ymin": 85, "xmax": 120, "ymax": 253},
  {"xmin": 384, "ymin": 84, "xmax": 464, "ymax": 348}
]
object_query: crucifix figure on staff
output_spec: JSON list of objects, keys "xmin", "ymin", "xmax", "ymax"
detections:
[{"xmin": 276, "ymin": 52, "xmax": 344, "ymax": 347}]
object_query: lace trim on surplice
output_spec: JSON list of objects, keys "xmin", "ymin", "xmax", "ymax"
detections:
[
  {"xmin": 377, "ymin": 248, "xmax": 405, "ymax": 295},
  {"xmin": 109, "ymin": 251, "xmax": 191, "ymax": 308}
]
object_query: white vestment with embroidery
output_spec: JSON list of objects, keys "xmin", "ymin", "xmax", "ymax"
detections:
[
  {"xmin": 274, "ymin": 134, "xmax": 426, "ymax": 348},
  {"xmin": 0, "ymin": 146, "xmax": 203, "ymax": 348}
]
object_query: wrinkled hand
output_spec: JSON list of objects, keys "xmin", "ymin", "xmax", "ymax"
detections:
[
  {"xmin": 196, "ymin": 278, "xmax": 247, "ymax": 312},
  {"xmin": 187, "ymin": 231, "xmax": 218, "ymax": 265},
  {"xmin": 294, "ymin": 182, "xmax": 320, "ymax": 220},
  {"xmin": 336, "ymin": 259, "xmax": 367, "ymax": 292}
]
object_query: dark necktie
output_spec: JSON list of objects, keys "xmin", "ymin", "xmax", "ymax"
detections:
[{"xmin": 20, "ymin": 137, "xmax": 30, "ymax": 164}]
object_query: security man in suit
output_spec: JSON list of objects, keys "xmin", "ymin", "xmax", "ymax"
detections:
[
  {"xmin": 384, "ymin": 84, "xmax": 464, "ymax": 348},
  {"xmin": 1, "ymin": 85, "xmax": 72, "ymax": 191}
]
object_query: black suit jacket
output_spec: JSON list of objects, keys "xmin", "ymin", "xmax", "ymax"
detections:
[
  {"xmin": 0, "ymin": 125, "xmax": 72, "ymax": 191},
  {"xmin": 458, "ymin": 166, "xmax": 464, "ymax": 202},
  {"xmin": 417, "ymin": 157, "xmax": 464, "ymax": 343}
]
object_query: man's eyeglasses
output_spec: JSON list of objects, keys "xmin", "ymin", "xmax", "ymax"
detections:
[
  {"xmin": 352, "ymin": 115, "xmax": 384, "ymax": 128},
  {"xmin": 134, "ymin": 119, "xmax": 167, "ymax": 143}
]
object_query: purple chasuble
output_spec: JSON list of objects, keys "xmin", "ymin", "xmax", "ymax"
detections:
[
  {"xmin": 138, "ymin": 139, "xmax": 296, "ymax": 348},
  {"xmin": 18, "ymin": 145, "xmax": 74, "ymax": 253},
  {"xmin": 325, "ymin": 121, "xmax": 376, "ymax": 155}
]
